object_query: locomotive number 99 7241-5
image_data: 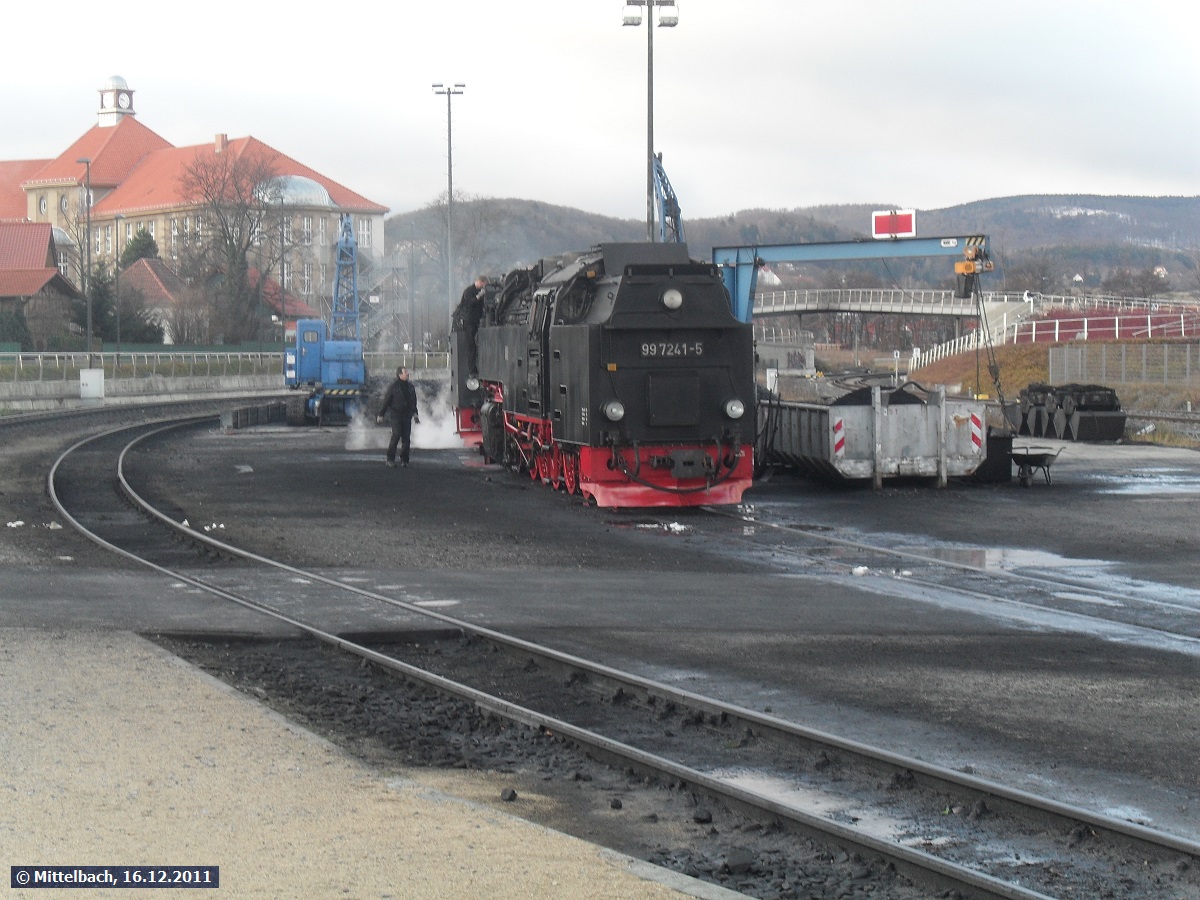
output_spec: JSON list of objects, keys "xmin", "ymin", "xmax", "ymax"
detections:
[{"xmin": 640, "ymin": 341, "xmax": 703, "ymax": 358}]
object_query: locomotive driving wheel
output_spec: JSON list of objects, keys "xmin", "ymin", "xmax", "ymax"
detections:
[
  {"xmin": 562, "ymin": 450, "xmax": 580, "ymax": 495},
  {"xmin": 547, "ymin": 446, "xmax": 562, "ymax": 490}
]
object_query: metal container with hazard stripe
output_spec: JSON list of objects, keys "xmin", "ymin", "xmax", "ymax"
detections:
[{"xmin": 757, "ymin": 384, "xmax": 988, "ymax": 487}]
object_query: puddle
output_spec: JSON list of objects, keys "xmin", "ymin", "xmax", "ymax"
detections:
[
  {"xmin": 1090, "ymin": 468, "xmax": 1200, "ymax": 495},
  {"xmin": 1052, "ymin": 591, "xmax": 1123, "ymax": 607},
  {"xmin": 893, "ymin": 541, "xmax": 1200, "ymax": 611},
  {"xmin": 898, "ymin": 545, "xmax": 1107, "ymax": 573},
  {"xmin": 604, "ymin": 519, "xmax": 693, "ymax": 535}
]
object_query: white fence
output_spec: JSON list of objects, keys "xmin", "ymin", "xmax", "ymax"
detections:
[
  {"xmin": 0, "ymin": 350, "xmax": 452, "ymax": 384},
  {"xmin": 0, "ymin": 351, "xmax": 282, "ymax": 383},
  {"xmin": 912, "ymin": 294, "xmax": 1200, "ymax": 370}
]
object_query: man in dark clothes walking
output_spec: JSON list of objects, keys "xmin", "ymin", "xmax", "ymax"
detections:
[{"xmin": 376, "ymin": 367, "xmax": 420, "ymax": 467}]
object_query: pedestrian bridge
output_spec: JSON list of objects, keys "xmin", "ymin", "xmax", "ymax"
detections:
[
  {"xmin": 753, "ymin": 289, "xmax": 1200, "ymax": 368},
  {"xmin": 751, "ymin": 287, "xmax": 1040, "ymax": 319}
]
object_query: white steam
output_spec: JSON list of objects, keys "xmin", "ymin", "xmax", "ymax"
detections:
[{"xmin": 344, "ymin": 378, "xmax": 464, "ymax": 452}]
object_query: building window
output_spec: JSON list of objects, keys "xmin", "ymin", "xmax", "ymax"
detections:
[
  {"xmin": 282, "ymin": 261, "xmax": 290, "ymax": 289},
  {"xmin": 301, "ymin": 263, "xmax": 312, "ymax": 294},
  {"xmin": 58, "ymin": 251, "xmax": 69, "ymax": 277},
  {"xmin": 195, "ymin": 216, "xmax": 203, "ymax": 246},
  {"xmin": 320, "ymin": 263, "xmax": 327, "ymax": 291},
  {"xmin": 319, "ymin": 217, "xmax": 327, "ymax": 246},
  {"xmin": 147, "ymin": 221, "xmax": 155, "ymax": 239},
  {"xmin": 302, "ymin": 216, "xmax": 312, "ymax": 246},
  {"xmin": 60, "ymin": 196, "xmax": 69, "ymax": 214},
  {"xmin": 357, "ymin": 218, "xmax": 372, "ymax": 250},
  {"xmin": 38, "ymin": 196, "xmax": 47, "ymax": 215},
  {"xmin": 283, "ymin": 218, "xmax": 292, "ymax": 245},
  {"xmin": 171, "ymin": 219, "xmax": 178, "ymax": 253}
]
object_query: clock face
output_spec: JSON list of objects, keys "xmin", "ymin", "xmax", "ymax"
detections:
[{"xmin": 117, "ymin": 93, "xmax": 130, "ymax": 109}]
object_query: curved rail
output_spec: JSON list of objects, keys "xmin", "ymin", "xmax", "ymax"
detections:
[{"xmin": 47, "ymin": 418, "xmax": 1200, "ymax": 899}]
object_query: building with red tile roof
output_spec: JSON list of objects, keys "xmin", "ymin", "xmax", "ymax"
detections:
[
  {"xmin": 0, "ymin": 76, "xmax": 388, "ymax": 345},
  {"xmin": 118, "ymin": 257, "xmax": 319, "ymax": 344},
  {"xmin": 0, "ymin": 222, "xmax": 82, "ymax": 349}
]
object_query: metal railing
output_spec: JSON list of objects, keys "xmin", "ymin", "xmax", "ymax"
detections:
[
  {"xmin": 753, "ymin": 287, "xmax": 984, "ymax": 317},
  {"xmin": 1050, "ymin": 343, "xmax": 1200, "ymax": 387},
  {"xmin": 364, "ymin": 352, "xmax": 450, "ymax": 374},
  {"xmin": 912, "ymin": 295, "xmax": 1200, "ymax": 370},
  {"xmin": 0, "ymin": 351, "xmax": 453, "ymax": 385},
  {"xmin": 0, "ymin": 351, "xmax": 283, "ymax": 383},
  {"xmin": 1011, "ymin": 310, "xmax": 1199, "ymax": 344}
]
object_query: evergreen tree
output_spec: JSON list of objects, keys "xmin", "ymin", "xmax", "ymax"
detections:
[
  {"xmin": 119, "ymin": 228, "xmax": 159, "ymax": 269},
  {"xmin": 73, "ymin": 262, "xmax": 115, "ymax": 341},
  {"xmin": 0, "ymin": 309, "xmax": 33, "ymax": 350}
]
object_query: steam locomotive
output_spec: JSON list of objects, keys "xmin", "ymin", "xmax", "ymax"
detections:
[{"xmin": 451, "ymin": 242, "xmax": 755, "ymax": 507}]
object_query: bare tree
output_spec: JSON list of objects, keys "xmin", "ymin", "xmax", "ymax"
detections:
[
  {"xmin": 178, "ymin": 142, "xmax": 284, "ymax": 343},
  {"xmin": 164, "ymin": 284, "xmax": 214, "ymax": 345},
  {"xmin": 1004, "ymin": 252, "xmax": 1059, "ymax": 295}
]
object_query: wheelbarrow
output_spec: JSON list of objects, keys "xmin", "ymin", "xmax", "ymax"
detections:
[{"xmin": 1010, "ymin": 445, "xmax": 1061, "ymax": 487}]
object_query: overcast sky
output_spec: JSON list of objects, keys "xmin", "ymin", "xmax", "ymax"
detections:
[{"xmin": 6, "ymin": 1, "xmax": 1198, "ymax": 224}]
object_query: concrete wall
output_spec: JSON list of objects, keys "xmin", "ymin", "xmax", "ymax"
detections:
[{"xmin": 0, "ymin": 374, "xmax": 286, "ymax": 413}]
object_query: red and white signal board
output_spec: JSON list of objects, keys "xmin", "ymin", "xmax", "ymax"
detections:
[{"xmin": 871, "ymin": 209, "xmax": 916, "ymax": 239}]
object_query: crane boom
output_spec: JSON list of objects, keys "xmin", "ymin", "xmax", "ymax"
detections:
[{"xmin": 652, "ymin": 153, "xmax": 685, "ymax": 244}]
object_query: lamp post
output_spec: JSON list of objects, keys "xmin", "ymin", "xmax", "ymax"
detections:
[
  {"xmin": 278, "ymin": 189, "xmax": 286, "ymax": 350},
  {"xmin": 114, "ymin": 213, "xmax": 124, "ymax": 355},
  {"xmin": 76, "ymin": 157, "xmax": 92, "ymax": 361},
  {"xmin": 433, "ymin": 82, "xmax": 464, "ymax": 340},
  {"xmin": 409, "ymin": 221, "xmax": 417, "ymax": 353},
  {"xmin": 622, "ymin": 1, "xmax": 678, "ymax": 242}
]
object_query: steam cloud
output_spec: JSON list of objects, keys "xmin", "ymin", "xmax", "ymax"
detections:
[{"xmin": 344, "ymin": 377, "xmax": 464, "ymax": 453}]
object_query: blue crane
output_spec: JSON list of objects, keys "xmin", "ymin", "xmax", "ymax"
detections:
[
  {"xmin": 652, "ymin": 153, "xmax": 685, "ymax": 244},
  {"xmin": 712, "ymin": 235, "xmax": 993, "ymax": 323},
  {"xmin": 284, "ymin": 214, "xmax": 368, "ymax": 425}
]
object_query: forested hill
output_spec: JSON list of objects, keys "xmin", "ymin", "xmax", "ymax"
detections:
[
  {"xmin": 384, "ymin": 194, "xmax": 1200, "ymax": 283},
  {"xmin": 810, "ymin": 195, "xmax": 1200, "ymax": 253}
]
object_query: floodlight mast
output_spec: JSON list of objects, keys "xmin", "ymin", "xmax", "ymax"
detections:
[
  {"xmin": 433, "ymin": 82, "xmax": 465, "ymax": 337},
  {"xmin": 622, "ymin": 1, "xmax": 678, "ymax": 242}
]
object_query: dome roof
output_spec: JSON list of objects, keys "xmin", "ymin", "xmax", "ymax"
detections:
[
  {"xmin": 101, "ymin": 75, "xmax": 130, "ymax": 91},
  {"xmin": 275, "ymin": 175, "xmax": 335, "ymax": 208}
]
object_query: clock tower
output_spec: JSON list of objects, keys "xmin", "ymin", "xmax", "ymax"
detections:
[{"xmin": 97, "ymin": 75, "xmax": 135, "ymax": 127}]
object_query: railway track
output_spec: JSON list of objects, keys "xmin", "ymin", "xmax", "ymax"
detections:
[{"xmin": 47, "ymin": 413, "xmax": 1200, "ymax": 899}]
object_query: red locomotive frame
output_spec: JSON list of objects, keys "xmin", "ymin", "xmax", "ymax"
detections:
[{"xmin": 459, "ymin": 382, "xmax": 753, "ymax": 508}]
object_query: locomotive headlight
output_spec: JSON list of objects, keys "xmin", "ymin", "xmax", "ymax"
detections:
[
  {"xmin": 661, "ymin": 288, "xmax": 683, "ymax": 310},
  {"xmin": 603, "ymin": 400, "xmax": 626, "ymax": 422},
  {"xmin": 466, "ymin": 376, "xmax": 480, "ymax": 391},
  {"xmin": 724, "ymin": 398, "xmax": 746, "ymax": 419}
]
